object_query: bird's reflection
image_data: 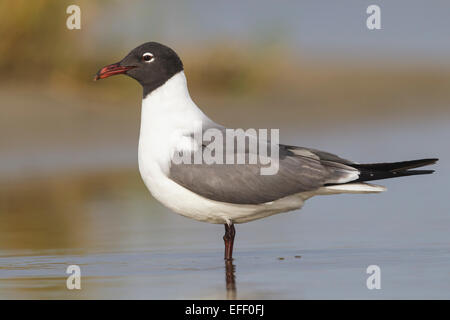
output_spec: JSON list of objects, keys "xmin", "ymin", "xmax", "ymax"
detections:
[{"xmin": 225, "ymin": 259, "xmax": 237, "ymax": 299}]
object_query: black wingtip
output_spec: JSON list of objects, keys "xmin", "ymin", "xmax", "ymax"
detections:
[
  {"xmin": 355, "ymin": 158, "xmax": 438, "ymax": 172},
  {"xmin": 418, "ymin": 158, "xmax": 438, "ymax": 165},
  {"xmin": 352, "ymin": 158, "xmax": 438, "ymax": 183},
  {"xmin": 392, "ymin": 158, "xmax": 438, "ymax": 170},
  {"xmin": 402, "ymin": 169, "xmax": 435, "ymax": 175}
]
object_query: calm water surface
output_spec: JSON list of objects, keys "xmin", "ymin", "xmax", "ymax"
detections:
[{"xmin": 0, "ymin": 118, "xmax": 449, "ymax": 299}]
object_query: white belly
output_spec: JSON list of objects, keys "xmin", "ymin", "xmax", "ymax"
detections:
[{"xmin": 138, "ymin": 157, "xmax": 306, "ymax": 224}]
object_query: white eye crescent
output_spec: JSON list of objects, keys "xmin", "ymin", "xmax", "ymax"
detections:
[{"xmin": 142, "ymin": 52, "xmax": 154, "ymax": 62}]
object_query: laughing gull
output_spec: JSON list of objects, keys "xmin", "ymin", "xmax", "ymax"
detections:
[{"xmin": 95, "ymin": 42, "xmax": 438, "ymax": 260}]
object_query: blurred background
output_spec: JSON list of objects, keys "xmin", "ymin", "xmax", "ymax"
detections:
[{"xmin": 0, "ymin": 0, "xmax": 449, "ymax": 299}]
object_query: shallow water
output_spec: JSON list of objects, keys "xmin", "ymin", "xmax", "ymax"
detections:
[
  {"xmin": 0, "ymin": 117, "xmax": 449, "ymax": 299},
  {"xmin": 2, "ymin": 246, "xmax": 449, "ymax": 299}
]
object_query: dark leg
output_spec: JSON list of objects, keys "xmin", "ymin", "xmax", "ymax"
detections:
[{"xmin": 223, "ymin": 223, "xmax": 236, "ymax": 261}]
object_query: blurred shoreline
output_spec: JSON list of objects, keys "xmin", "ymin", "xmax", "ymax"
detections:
[{"xmin": 2, "ymin": 61, "xmax": 449, "ymax": 183}]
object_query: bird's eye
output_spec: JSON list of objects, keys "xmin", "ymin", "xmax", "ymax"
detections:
[{"xmin": 142, "ymin": 52, "xmax": 154, "ymax": 62}]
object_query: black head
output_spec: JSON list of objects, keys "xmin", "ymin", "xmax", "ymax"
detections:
[{"xmin": 95, "ymin": 42, "xmax": 184, "ymax": 97}]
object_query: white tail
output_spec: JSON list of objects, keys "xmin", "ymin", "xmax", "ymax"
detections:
[{"xmin": 320, "ymin": 183, "xmax": 387, "ymax": 195}]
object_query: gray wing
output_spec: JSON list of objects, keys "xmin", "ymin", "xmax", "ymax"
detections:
[{"xmin": 169, "ymin": 128, "xmax": 359, "ymax": 205}]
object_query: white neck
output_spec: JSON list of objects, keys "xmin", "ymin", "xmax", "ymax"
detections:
[
  {"xmin": 141, "ymin": 71, "xmax": 210, "ymax": 129},
  {"xmin": 138, "ymin": 71, "xmax": 213, "ymax": 174}
]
